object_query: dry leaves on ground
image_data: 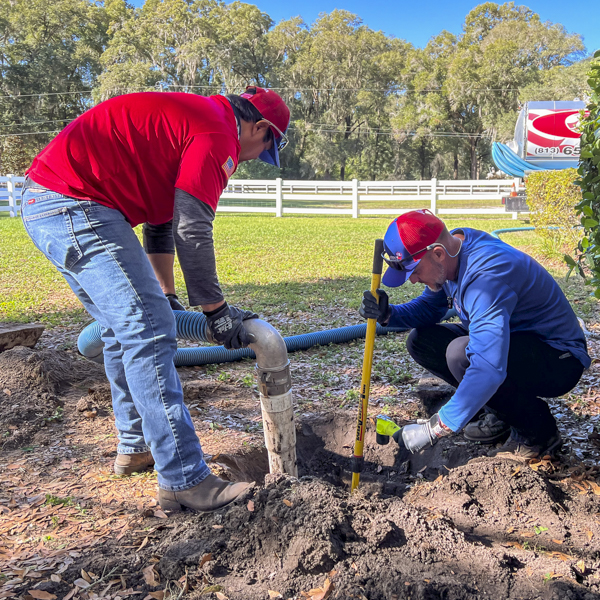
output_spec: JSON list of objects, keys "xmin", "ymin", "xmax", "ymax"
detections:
[{"xmin": 301, "ymin": 577, "xmax": 334, "ymax": 600}]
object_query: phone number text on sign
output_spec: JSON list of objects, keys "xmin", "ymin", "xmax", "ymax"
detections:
[{"xmin": 533, "ymin": 146, "xmax": 580, "ymax": 156}]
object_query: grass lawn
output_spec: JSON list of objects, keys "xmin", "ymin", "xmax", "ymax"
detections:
[
  {"xmin": 205, "ymin": 214, "xmax": 597, "ymax": 417},
  {"xmin": 1, "ymin": 212, "xmax": 597, "ymax": 330},
  {"xmin": 1, "ymin": 210, "xmax": 599, "ymax": 458}
]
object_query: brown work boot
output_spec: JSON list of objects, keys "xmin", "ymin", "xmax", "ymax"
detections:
[
  {"xmin": 158, "ymin": 474, "xmax": 252, "ymax": 513},
  {"xmin": 488, "ymin": 432, "xmax": 562, "ymax": 461},
  {"xmin": 114, "ymin": 451, "xmax": 155, "ymax": 475}
]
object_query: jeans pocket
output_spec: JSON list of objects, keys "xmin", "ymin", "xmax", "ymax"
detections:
[{"xmin": 23, "ymin": 206, "xmax": 84, "ymax": 270}]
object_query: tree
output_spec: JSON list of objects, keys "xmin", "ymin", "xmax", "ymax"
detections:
[
  {"xmin": 450, "ymin": 2, "xmax": 585, "ymax": 176},
  {"xmin": 393, "ymin": 2, "xmax": 586, "ymax": 179},
  {"xmin": 97, "ymin": 0, "xmax": 273, "ymax": 100},
  {"xmin": 266, "ymin": 10, "xmax": 409, "ymax": 180},
  {"xmin": 390, "ymin": 31, "xmax": 479, "ymax": 180},
  {"xmin": 0, "ymin": 0, "xmax": 591, "ymax": 180},
  {"xmin": 0, "ymin": 0, "xmax": 109, "ymax": 173}
]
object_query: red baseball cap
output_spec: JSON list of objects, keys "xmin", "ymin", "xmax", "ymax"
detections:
[
  {"xmin": 239, "ymin": 86, "xmax": 290, "ymax": 167},
  {"xmin": 381, "ymin": 210, "xmax": 444, "ymax": 287}
]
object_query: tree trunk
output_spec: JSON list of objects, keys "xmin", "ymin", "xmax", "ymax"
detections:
[
  {"xmin": 340, "ymin": 115, "xmax": 353, "ymax": 182},
  {"xmin": 371, "ymin": 132, "xmax": 379, "ymax": 180},
  {"xmin": 469, "ymin": 137, "xmax": 479, "ymax": 180},
  {"xmin": 453, "ymin": 148, "xmax": 459, "ymax": 180}
]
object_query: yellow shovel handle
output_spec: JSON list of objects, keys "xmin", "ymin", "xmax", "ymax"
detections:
[{"xmin": 351, "ymin": 238, "xmax": 384, "ymax": 492}]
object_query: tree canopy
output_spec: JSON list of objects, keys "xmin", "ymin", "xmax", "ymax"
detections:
[{"xmin": 0, "ymin": 0, "xmax": 592, "ymax": 179}]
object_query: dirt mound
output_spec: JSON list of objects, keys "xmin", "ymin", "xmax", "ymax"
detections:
[
  {"xmin": 152, "ymin": 474, "xmax": 507, "ymax": 599},
  {"xmin": 41, "ymin": 473, "xmax": 597, "ymax": 600},
  {"xmin": 406, "ymin": 458, "xmax": 567, "ymax": 528},
  {"xmin": 75, "ymin": 382, "xmax": 113, "ymax": 417},
  {"xmin": 407, "ymin": 458, "xmax": 600, "ymax": 582},
  {"xmin": 296, "ymin": 412, "xmax": 489, "ymax": 494},
  {"xmin": 2, "ymin": 349, "xmax": 600, "ymax": 600},
  {"xmin": 0, "ymin": 346, "xmax": 103, "ymax": 449}
]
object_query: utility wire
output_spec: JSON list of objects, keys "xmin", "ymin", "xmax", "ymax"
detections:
[
  {"xmin": 0, "ymin": 90, "xmax": 93, "ymax": 99},
  {"xmin": 0, "ymin": 130, "xmax": 60, "ymax": 138},
  {"xmin": 161, "ymin": 84, "xmax": 562, "ymax": 93},
  {"xmin": 0, "ymin": 125, "xmax": 491, "ymax": 139},
  {"xmin": 296, "ymin": 124, "xmax": 492, "ymax": 137},
  {"xmin": 292, "ymin": 128, "xmax": 492, "ymax": 138},
  {"xmin": 0, "ymin": 115, "xmax": 493, "ymax": 138},
  {"xmin": 0, "ymin": 118, "xmax": 486, "ymax": 135},
  {"xmin": 0, "ymin": 83, "xmax": 584, "ymax": 100},
  {"xmin": 0, "ymin": 118, "xmax": 76, "ymax": 128}
]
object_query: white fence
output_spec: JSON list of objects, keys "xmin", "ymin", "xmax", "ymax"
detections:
[
  {"xmin": 1, "ymin": 175, "xmax": 523, "ymax": 219},
  {"xmin": 0, "ymin": 175, "xmax": 25, "ymax": 218}
]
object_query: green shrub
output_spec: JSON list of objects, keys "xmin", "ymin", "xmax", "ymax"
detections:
[
  {"xmin": 526, "ymin": 169, "xmax": 582, "ymax": 255},
  {"xmin": 567, "ymin": 49, "xmax": 600, "ymax": 293}
]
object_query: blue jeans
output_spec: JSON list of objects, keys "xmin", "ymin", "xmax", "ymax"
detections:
[{"xmin": 21, "ymin": 187, "xmax": 210, "ymax": 491}]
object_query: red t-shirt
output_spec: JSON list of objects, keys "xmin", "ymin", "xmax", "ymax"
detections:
[{"xmin": 27, "ymin": 92, "xmax": 239, "ymax": 226}]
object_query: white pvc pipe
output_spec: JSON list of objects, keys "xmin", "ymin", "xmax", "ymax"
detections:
[{"xmin": 245, "ymin": 319, "xmax": 298, "ymax": 477}]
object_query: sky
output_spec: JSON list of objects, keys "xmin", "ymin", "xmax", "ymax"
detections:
[{"xmin": 129, "ymin": 0, "xmax": 599, "ymax": 54}]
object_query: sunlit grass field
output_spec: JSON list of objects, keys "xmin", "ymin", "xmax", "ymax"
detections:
[{"xmin": 0, "ymin": 213, "xmax": 596, "ymax": 330}]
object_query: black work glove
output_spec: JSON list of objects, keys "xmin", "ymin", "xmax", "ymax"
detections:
[
  {"xmin": 204, "ymin": 302, "xmax": 259, "ymax": 350},
  {"xmin": 166, "ymin": 293, "xmax": 186, "ymax": 311},
  {"xmin": 400, "ymin": 413, "xmax": 452, "ymax": 454},
  {"xmin": 359, "ymin": 289, "xmax": 391, "ymax": 325}
]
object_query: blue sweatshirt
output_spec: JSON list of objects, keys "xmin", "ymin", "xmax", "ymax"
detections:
[{"xmin": 387, "ymin": 228, "xmax": 590, "ymax": 432}]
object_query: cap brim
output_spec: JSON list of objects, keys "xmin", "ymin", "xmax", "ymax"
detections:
[
  {"xmin": 258, "ymin": 142, "xmax": 280, "ymax": 167},
  {"xmin": 381, "ymin": 259, "xmax": 420, "ymax": 287}
]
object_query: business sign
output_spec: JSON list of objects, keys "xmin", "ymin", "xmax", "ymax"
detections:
[{"xmin": 526, "ymin": 102, "xmax": 586, "ymax": 160}]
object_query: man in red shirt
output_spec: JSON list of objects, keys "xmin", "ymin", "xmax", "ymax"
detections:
[{"xmin": 21, "ymin": 87, "xmax": 291, "ymax": 512}]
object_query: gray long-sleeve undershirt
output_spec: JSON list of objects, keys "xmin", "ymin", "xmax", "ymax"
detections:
[{"xmin": 142, "ymin": 188, "xmax": 223, "ymax": 307}]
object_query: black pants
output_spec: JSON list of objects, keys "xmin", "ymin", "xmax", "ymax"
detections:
[{"xmin": 406, "ymin": 324, "xmax": 585, "ymax": 444}]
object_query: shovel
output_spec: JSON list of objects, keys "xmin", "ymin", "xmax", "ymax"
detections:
[{"xmin": 351, "ymin": 238, "xmax": 384, "ymax": 492}]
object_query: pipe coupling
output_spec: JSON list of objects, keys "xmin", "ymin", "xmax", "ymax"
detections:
[{"xmin": 256, "ymin": 362, "xmax": 291, "ymax": 397}]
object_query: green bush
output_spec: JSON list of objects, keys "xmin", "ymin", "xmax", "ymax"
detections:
[
  {"xmin": 526, "ymin": 169, "xmax": 582, "ymax": 255},
  {"xmin": 568, "ymin": 49, "xmax": 600, "ymax": 294}
]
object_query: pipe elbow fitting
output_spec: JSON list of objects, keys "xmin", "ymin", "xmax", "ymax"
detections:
[
  {"xmin": 244, "ymin": 319, "xmax": 288, "ymax": 370},
  {"xmin": 244, "ymin": 319, "xmax": 291, "ymax": 397}
]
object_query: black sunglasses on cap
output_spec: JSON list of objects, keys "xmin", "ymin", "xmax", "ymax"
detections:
[{"xmin": 382, "ymin": 243, "xmax": 443, "ymax": 271}]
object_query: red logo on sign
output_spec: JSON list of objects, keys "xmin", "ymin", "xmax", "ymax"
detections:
[{"xmin": 531, "ymin": 110, "xmax": 582, "ymax": 139}]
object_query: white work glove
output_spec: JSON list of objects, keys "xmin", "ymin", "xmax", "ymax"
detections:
[{"xmin": 401, "ymin": 413, "xmax": 452, "ymax": 453}]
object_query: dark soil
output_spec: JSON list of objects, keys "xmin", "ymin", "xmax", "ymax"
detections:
[
  {"xmin": 0, "ymin": 347, "xmax": 103, "ymax": 450},
  {"xmin": 2, "ymin": 346, "xmax": 600, "ymax": 600}
]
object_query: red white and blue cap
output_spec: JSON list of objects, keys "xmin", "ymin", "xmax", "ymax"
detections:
[
  {"xmin": 381, "ymin": 209, "xmax": 444, "ymax": 287},
  {"xmin": 240, "ymin": 86, "xmax": 290, "ymax": 167}
]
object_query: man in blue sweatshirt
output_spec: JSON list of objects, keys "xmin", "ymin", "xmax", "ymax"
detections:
[{"xmin": 359, "ymin": 209, "xmax": 590, "ymax": 459}]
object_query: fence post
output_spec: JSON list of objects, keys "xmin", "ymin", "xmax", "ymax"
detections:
[
  {"xmin": 7, "ymin": 174, "xmax": 15, "ymax": 218},
  {"xmin": 275, "ymin": 177, "xmax": 283, "ymax": 217},
  {"xmin": 430, "ymin": 178, "xmax": 437, "ymax": 214},
  {"xmin": 513, "ymin": 176, "xmax": 521, "ymax": 220},
  {"xmin": 352, "ymin": 179, "xmax": 359, "ymax": 218}
]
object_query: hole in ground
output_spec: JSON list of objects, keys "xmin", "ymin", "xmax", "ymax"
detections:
[{"xmin": 211, "ymin": 412, "xmax": 488, "ymax": 495}]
